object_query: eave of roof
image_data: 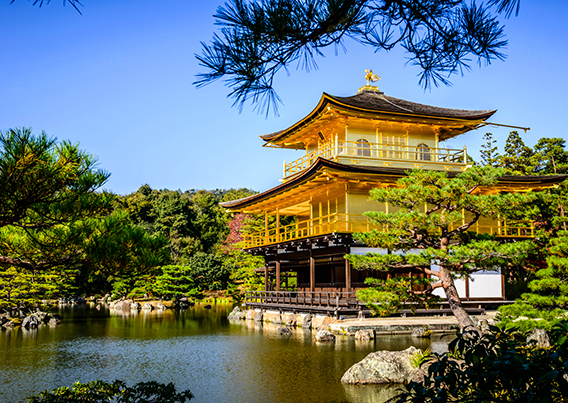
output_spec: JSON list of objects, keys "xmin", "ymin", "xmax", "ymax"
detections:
[
  {"xmin": 261, "ymin": 91, "xmax": 497, "ymax": 143},
  {"xmin": 219, "ymin": 158, "xmax": 566, "ymax": 210}
]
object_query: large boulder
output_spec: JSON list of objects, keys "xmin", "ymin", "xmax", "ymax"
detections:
[
  {"xmin": 48, "ymin": 317, "xmax": 61, "ymax": 327},
  {"xmin": 156, "ymin": 303, "xmax": 168, "ymax": 310},
  {"xmin": 141, "ymin": 303, "xmax": 154, "ymax": 311},
  {"xmin": 341, "ymin": 346, "xmax": 424, "ymax": 384},
  {"xmin": 314, "ymin": 330, "xmax": 336, "ymax": 342},
  {"xmin": 131, "ymin": 302, "xmax": 141, "ymax": 311}
]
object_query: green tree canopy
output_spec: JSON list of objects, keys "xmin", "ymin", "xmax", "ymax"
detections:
[{"xmin": 347, "ymin": 166, "xmax": 534, "ymax": 329}]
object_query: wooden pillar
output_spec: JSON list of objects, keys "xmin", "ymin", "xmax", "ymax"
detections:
[
  {"xmin": 345, "ymin": 252, "xmax": 351, "ymax": 292},
  {"xmin": 264, "ymin": 265, "xmax": 269, "ymax": 291},
  {"xmin": 275, "ymin": 260, "xmax": 281, "ymax": 292},
  {"xmin": 309, "ymin": 253, "xmax": 315, "ymax": 292}
]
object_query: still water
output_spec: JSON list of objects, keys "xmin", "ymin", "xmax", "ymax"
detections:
[{"xmin": 0, "ymin": 303, "xmax": 446, "ymax": 403}]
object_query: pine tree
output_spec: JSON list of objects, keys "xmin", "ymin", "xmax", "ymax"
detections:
[
  {"xmin": 347, "ymin": 166, "xmax": 534, "ymax": 329},
  {"xmin": 499, "ymin": 231, "xmax": 568, "ymax": 330}
]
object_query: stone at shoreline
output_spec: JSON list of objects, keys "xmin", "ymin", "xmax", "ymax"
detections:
[
  {"xmin": 131, "ymin": 302, "xmax": 141, "ymax": 311},
  {"xmin": 22, "ymin": 314, "xmax": 40, "ymax": 329},
  {"xmin": 2, "ymin": 320, "xmax": 16, "ymax": 329},
  {"xmin": 228, "ymin": 306, "xmax": 245, "ymax": 320},
  {"xmin": 254, "ymin": 312, "xmax": 263, "ymax": 322},
  {"xmin": 157, "ymin": 303, "xmax": 167, "ymax": 310},
  {"xmin": 315, "ymin": 316, "xmax": 333, "ymax": 331},
  {"xmin": 341, "ymin": 346, "xmax": 423, "ymax": 384},
  {"xmin": 204, "ymin": 304, "xmax": 212, "ymax": 309},
  {"xmin": 142, "ymin": 303, "xmax": 154, "ymax": 311},
  {"xmin": 282, "ymin": 313, "xmax": 296, "ymax": 327},
  {"xmin": 527, "ymin": 328, "xmax": 550, "ymax": 348},
  {"xmin": 263, "ymin": 311, "xmax": 282, "ymax": 324},
  {"xmin": 355, "ymin": 329, "xmax": 375, "ymax": 340},
  {"xmin": 411, "ymin": 326, "xmax": 432, "ymax": 338},
  {"xmin": 278, "ymin": 327, "xmax": 292, "ymax": 335},
  {"xmin": 297, "ymin": 313, "xmax": 312, "ymax": 328},
  {"xmin": 314, "ymin": 330, "xmax": 336, "ymax": 342}
]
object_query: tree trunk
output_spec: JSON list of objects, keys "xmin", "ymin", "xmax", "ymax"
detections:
[{"xmin": 438, "ymin": 265, "xmax": 476, "ymax": 329}]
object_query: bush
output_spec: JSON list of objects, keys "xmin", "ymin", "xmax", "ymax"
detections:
[
  {"xmin": 393, "ymin": 322, "xmax": 568, "ymax": 402},
  {"xmin": 27, "ymin": 380, "xmax": 193, "ymax": 403}
]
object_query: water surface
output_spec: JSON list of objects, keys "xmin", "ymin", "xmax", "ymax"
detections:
[{"xmin": 0, "ymin": 303, "xmax": 447, "ymax": 403}]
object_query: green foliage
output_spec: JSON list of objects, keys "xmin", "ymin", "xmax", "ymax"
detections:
[
  {"xmin": 186, "ymin": 252, "xmax": 229, "ymax": 291},
  {"xmin": 356, "ymin": 277, "xmax": 439, "ymax": 317},
  {"xmin": 394, "ymin": 323, "xmax": 568, "ymax": 403},
  {"xmin": 499, "ymin": 230, "xmax": 568, "ymax": 330},
  {"xmin": 347, "ymin": 166, "xmax": 535, "ymax": 326},
  {"xmin": 481, "ymin": 131, "xmax": 568, "ymax": 176},
  {"xmin": 410, "ymin": 347, "xmax": 432, "ymax": 369},
  {"xmin": 117, "ymin": 186, "xmax": 253, "ymax": 264},
  {"xmin": 479, "ymin": 132, "xmax": 501, "ymax": 167},
  {"xmin": 151, "ymin": 265, "xmax": 203, "ymax": 301},
  {"xmin": 196, "ymin": 0, "xmax": 517, "ymax": 113},
  {"xmin": 27, "ymin": 379, "xmax": 193, "ymax": 403}
]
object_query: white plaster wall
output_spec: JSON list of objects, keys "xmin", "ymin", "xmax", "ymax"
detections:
[{"xmin": 468, "ymin": 271, "xmax": 502, "ymax": 298}]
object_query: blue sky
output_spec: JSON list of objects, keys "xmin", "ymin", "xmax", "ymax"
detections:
[{"xmin": 1, "ymin": 1, "xmax": 567, "ymax": 195}]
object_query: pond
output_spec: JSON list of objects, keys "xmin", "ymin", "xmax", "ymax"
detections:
[{"xmin": 0, "ymin": 303, "xmax": 449, "ymax": 403}]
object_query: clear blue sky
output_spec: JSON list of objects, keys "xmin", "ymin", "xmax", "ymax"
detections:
[{"xmin": 1, "ymin": 1, "xmax": 567, "ymax": 195}]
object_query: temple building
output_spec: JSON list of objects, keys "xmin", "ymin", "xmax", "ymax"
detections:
[{"xmin": 220, "ymin": 74, "xmax": 565, "ymax": 314}]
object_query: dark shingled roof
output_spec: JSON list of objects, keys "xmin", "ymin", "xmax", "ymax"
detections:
[
  {"xmin": 329, "ymin": 92, "xmax": 496, "ymax": 120},
  {"xmin": 261, "ymin": 91, "xmax": 496, "ymax": 142}
]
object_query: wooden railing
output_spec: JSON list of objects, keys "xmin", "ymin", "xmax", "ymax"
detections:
[
  {"xmin": 244, "ymin": 213, "xmax": 374, "ymax": 248},
  {"xmin": 243, "ymin": 213, "xmax": 535, "ymax": 248},
  {"xmin": 283, "ymin": 139, "xmax": 466, "ymax": 178},
  {"xmin": 245, "ymin": 290, "xmax": 359, "ymax": 309}
]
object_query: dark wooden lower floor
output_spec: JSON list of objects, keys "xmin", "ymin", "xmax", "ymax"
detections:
[{"xmin": 244, "ymin": 291, "xmax": 512, "ymax": 317}]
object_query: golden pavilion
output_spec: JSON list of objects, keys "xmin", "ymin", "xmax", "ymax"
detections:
[{"xmin": 221, "ymin": 75, "xmax": 566, "ymax": 314}]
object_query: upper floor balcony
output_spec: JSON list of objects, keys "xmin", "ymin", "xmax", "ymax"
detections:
[
  {"xmin": 243, "ymin": 213, "xmax": 535, "ymax": 249},
  {"xmin": 283, "ymin": 139, "xmax": 467, "ymax": 179}
]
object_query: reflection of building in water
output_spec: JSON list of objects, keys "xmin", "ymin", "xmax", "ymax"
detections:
[{"xmin": 221, "ymin": 76, "xmax": 566, "ymax": 314}]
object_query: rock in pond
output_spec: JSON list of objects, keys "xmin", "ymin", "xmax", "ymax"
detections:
[
  {"xmin": 314, "ymin": 330, "xmax": 336, "ymax": 342},
  {"xmin": 131, "ymin": 302, "xmax": 141, "ymax": 311},
  {"xmin": 278, "ymin": 327, "xmax": 292, "ymax": 335},
  {"xmin": 21, "ymin": 314, "xmax": 41, "ymax": 329},
  {"xmin": 142, "ymin": 303, "xmax": 154, "ymax": 311},
  {"xmin": 341, "ymin": 346, "xmax": 424, "ymax": 384},
  {"xmin": 157, "ymin": 303, "xmax": 168, "ymax": 310}
]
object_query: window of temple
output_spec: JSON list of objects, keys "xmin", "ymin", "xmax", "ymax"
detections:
[
  {"xmin": 356, "ymin": 139, "xmax": 371, "ymax": 156},
  {"xmin": 382, "ymin": 135, "xmax": 405, "ymax": 159},
  {"xmin": 417, "ymin": 143, "xmax": 431, "ymax": 161}
]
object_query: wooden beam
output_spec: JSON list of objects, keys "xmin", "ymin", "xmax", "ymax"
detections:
[
  {"xmin": 345, "ymin": 249, "xmax": 351, "ymax": 292},
  {"xmin": 309, "ymin": 253, "xmax": 315, "ymax": 292},
  {"xmin": 275, "ymin": 260, "xmax": 281, "ymax": 291},
  {"xmin": 264, "ymin": 266, "xmax": 268, "ymax": 291}
]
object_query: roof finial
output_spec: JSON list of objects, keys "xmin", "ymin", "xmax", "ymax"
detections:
[
  {"xmin": 365, "ymin": 69, "xmax": 381, "ymax": 86},
  {"xmin": 358, "ymin": 70, "xmax": 383, "ymax": 94}
]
